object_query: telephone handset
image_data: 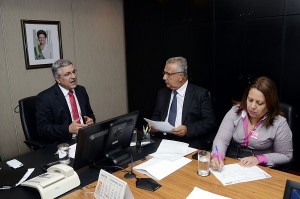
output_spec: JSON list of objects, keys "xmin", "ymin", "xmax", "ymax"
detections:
[
  {"xmin": 47, "ymin": 164, "xmax": 74, "ymax": 177},
  {"xmin": 21, "ymin": 164, "xmax": 80, "ymax": 199}
]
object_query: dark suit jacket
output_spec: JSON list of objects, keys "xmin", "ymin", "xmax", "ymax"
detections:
[
  {"xmin": 151, "ymin": 83, "xmax": 216, "ymax": 149},
  {"xmin": 36, "ymin": 83, "xmax": 95, "ymax": 143}
]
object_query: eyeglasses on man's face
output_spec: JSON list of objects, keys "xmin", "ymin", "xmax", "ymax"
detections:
[
  {"xmin": 163, "ymin": 71, "xmax": 183, "ymax": 77},
  {"xmin": 61, "ymin": 69, "xmax": 77, "ymax": 78}
]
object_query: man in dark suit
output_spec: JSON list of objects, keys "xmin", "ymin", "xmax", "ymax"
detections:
[
  {"xmin": 36, "ymin": 59, "xmax": 95, "ymax": 143},
  {"xmin": 151, "ymin": 57, "xmax": 216, "ymax": 149}
]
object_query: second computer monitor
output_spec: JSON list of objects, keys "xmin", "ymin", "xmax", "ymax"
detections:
[{"xmin": 73, "ymin": 111, "xmax": 139, "ymax": 170}]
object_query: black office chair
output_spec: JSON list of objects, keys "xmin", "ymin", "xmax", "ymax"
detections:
[
  {"xmin": 201, "ymin": 90, "xmax": 217, "ymax": 151},
  {"xmin": 19, "ymin": 96, "xmax": 45, "ymax": 151},
  {"xmin": 280, "ymin": 102, "xmax": 293, "ymax": 130},
  {"xmin": 274, "ymin": 102, "xmax": 294, "ymax": 171}
]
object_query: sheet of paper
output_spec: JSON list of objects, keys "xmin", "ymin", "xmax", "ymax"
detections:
[
  {"xmin": 16, "ymin": 168, "xmax": 34, "ymax": 186},
  {"xmin": 154, "ymin": 139, "xmax": 189, "ymax": 154},
  {"xmin": 149, "ymin": 139, "xmax": 196, "ymax": 161},
  {"xmin": 6, "ymin": 159, "xmax": 23, "ymax": 169},
  {"xmin": 186, "ymin": 187, "xmax": 232, "ymax": 199},
  {"xmin": 144, "ymin": 118, "xmax": 174, "ymax": 132},
  {"xmin": 133, "ymin": 157, "xmax": 191, "ymax": 180},
  {"xmin": 210, "ymin": 163, "xmax": 271, "ymax": 186},
  {"xmin": 150, "ymin": 147, "xmax": 198, "ymax": 161},
  {"xmin": 69, "ymin": 143, "xmax": 76, "ymax": 159},
  {"xmin": 150, "ymin": 147, "xmax": 197, "ymax": 161}
]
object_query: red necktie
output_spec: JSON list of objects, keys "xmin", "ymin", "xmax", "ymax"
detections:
[{"xmin": 68, "ymin": 90, "xmax": 80, "ymax": 123}]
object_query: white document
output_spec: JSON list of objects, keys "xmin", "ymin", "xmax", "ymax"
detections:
[
  {"xmin": 210, "ymin": 163, "xmax": 271, "ymax": 186},
  {"xmin": 150, "ymin": 139, "xmax": 197, "ymax": 161},
  {"xmin": 186, "ymin": 187, "xmax": 232, "ymax": 199},
  {"xmin": 16, "ymin": 168, "xmax": 35, "ymax": 186},
  {"xmin": 6, "ymin": 159, "xmax": 23, "ymax": 169},
  {"xmin": 69, "ymin": 143, "xmax": 76, "ymax": 159},
  {"xmin": 133, "ymin": 157, "xmax": 191, "ymax": 180},
  {"xmin": 155, "ymin": 139, "xmax": 189, "ymax": 154},
  {"xmin": 144, "ymin": 118, "xmax": 174, "ymax": 132},
  {"xmin": 150, "ymin": 147, "xmax": 197, "ymax": 161}
]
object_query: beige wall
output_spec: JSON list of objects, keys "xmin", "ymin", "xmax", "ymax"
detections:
[{"xmin": 0, "ymin": 0, "xmax": 127, "ymax": 160}]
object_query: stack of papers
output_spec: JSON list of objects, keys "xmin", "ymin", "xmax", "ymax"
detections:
[
  {"xmin": 210, "ymin": 163, "xmax": 271, "ymax": 185},
  {"xmin": 133, "ymin": 157, "xmax": 191, "ymax": 180},
  {"xmin": 133, "ymin": 139, "xmax": 196, "ymax": 180},
  {"xmin": 150, "ymin": 139, "xmax": 197, "ymax": 161}
]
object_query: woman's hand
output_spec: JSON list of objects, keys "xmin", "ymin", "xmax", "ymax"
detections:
[
  {"xmin": 210, "ymin": 157, "xmax": 224, "ymax": 171},
  {"xmin": 238, "ymin": 156, "xmax": 259, "ymax": 167}
]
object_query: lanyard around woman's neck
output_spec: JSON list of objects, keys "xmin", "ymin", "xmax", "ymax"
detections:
[{"xmin": 241, "ymin": 110, "xmax": 267, "ymax": 147}]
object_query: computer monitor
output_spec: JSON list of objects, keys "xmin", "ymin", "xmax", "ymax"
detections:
[
  {"xmin": 73, "ymin": 111, "xmax": 139, "ymax": 170},
  {"xmin": 283, "ymin": 180, "xmax": 300, "ymax": 199},
  {"xmin": 105, "ymin": 111, "xmax": 139, "ymax": 153},
  {"xmin": 72, "ymin": 121, "xmax": 108, "ymax": 170}
]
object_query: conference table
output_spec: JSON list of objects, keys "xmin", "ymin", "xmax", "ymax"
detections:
[
  {"xmin": 0, "ymin": 138, "xmax": 160, "ymax": 198},
  {"xmin": 62, "ymin": 153, "xmax": 300, "ymax": 199},
  {"xmin": 1, "ymin": 137, "xmax": 300, "ymax": 199}
]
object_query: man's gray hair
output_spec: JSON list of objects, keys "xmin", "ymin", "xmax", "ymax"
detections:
[
  {"xmin": 51, "ymin": 59, "xmax": 73, "ymax": 77},
  {"xmin": 166, "ymin": 57, "xmax": 188, "ymax": 78}
]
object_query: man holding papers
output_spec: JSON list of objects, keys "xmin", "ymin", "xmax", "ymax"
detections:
[{"xmin": 150, "ymin": 57, "xmax": 216, "ymax": 149}]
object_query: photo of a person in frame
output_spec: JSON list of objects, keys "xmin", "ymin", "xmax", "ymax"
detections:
[{"xmin": 34, "ymin": 29, "xmax": 53, "ymax": 60}]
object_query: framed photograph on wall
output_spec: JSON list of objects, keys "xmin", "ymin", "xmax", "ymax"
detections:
[{"xmin": 21, "ymin": 20, "xmax": 63, "ymax": 69}]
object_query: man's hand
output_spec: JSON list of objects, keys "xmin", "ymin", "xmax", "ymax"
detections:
[
  {"xmin": 170, "ymin": 125, "xmax": 187, "ymax": 137},
  {"xmin": 69, "ymin": 118, "xmax": 87, "ymax": 134},
  {"xmin": 148, "ymin": 124, "xmax": 158, "ymax": 133},
  {"xmin": 83, "ymin": 116, "xmax": 94, "ymax": 125}
]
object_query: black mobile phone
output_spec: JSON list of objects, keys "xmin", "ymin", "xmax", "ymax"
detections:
[
  {"xmin": 136, "ymin": 178, "xmax": 161, "ymax": 192},
  {"xmin": 192, "ymin": 151, "xmax": 206, "ymax": 160}
]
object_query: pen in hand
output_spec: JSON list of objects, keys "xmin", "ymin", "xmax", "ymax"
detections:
[{"xmin": 215, "ymin": 145, "xmax": 222, "ymax": 171}]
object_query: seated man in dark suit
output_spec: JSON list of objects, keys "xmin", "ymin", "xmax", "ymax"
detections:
[
  {"xmin": 151, "ymin": 57, "xmax": 216, "ymax": 149},
  {"xmin": 36, "ymin": 59, "xmax": 95, "ymax": 143}
]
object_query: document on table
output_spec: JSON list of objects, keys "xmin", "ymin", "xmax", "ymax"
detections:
[
  {"xmin": 210, "ymin": 163, "xmax": 271, "ymax": 186},
  {"xmin": 144, "ymin": 118, "xmax": 174, "ymax": 132},
  {"xmin": 150, "ymin": 139, "xmax": 197, "ymax": 161},
  {"xmin": 186, "ymin": 187, "xmax": 232, "ymax": 199},
  {"xmin": 133, "ymin": 157, "xmax": 191, "ymax": 180}
]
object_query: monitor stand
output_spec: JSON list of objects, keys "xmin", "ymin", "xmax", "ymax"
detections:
[{"xmin": 106, "ymin": 148, "xmax": 132, "ymax": 169}]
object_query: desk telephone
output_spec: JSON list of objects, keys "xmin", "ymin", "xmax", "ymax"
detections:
[{"xmin": 21, "ymin": 164, "xmax": 80, "ymax": 199}]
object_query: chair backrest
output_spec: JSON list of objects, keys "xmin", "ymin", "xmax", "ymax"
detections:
[
  {"xmin": 279, "ymin": 102, "xmax": 293, "ymax": 130},
  {"xmin": 19, "ymin": 96, "xmax": 39, "ymax": 142}
]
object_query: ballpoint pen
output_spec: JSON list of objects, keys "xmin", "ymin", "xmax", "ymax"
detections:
[{"xmin": 215, "ymin": 145, "xmax": 221, "ymax": 171}]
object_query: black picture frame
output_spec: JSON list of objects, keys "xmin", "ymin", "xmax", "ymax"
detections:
[
  {"xmin": 283, "ymin": 180, "xmax": 300, "ymax": 199},
  {"xmin": 21, "ymin": 20, "xmax": 63, "ymax": 69}
]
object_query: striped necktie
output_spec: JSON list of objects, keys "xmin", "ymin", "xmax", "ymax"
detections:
[{"xmin": 68, "ymin": 90, "xmax": 80, "ymax": 123}]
